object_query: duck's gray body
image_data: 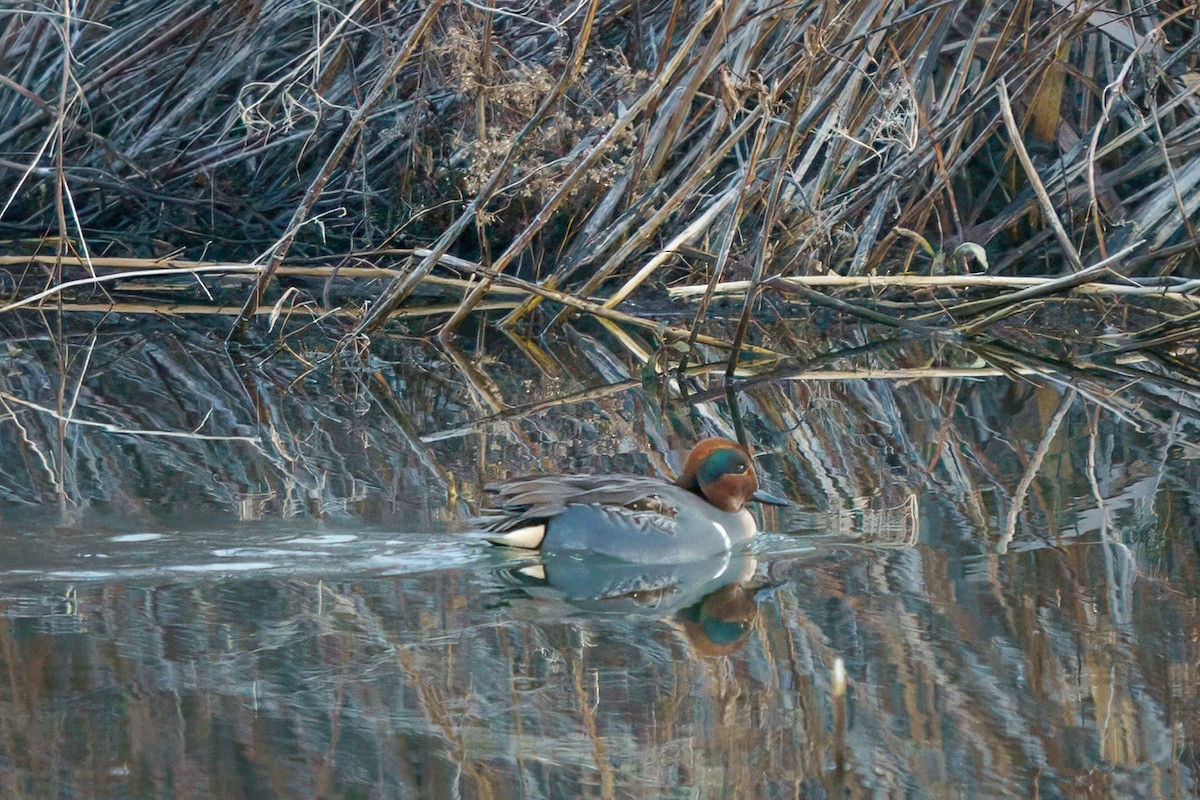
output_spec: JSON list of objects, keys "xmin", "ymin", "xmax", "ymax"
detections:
[{"xmin": 482, "ymin": 474, "xmax": 757, "ymax": 563}]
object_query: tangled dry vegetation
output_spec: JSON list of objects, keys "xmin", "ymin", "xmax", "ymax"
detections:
[{"xmin": 0, "ymin": 0, "xmax": 1198, "ymax": 355}]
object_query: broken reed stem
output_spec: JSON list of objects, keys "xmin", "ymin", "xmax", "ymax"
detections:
[
  {"xmin": 27, "ymin": 301, "xmax": 521, "ymax": 319},
  {"xmin": 0, "ymin": 253, "xmax": 532, "ymax": 294},
  {"xmin": 605, "ymin": 181, "xmax": 742, "ymax": 310},
  {"xmin": 762, "ymin": 277, "xmax": 955, "ymax": 338},
  {"xmin": 997, "ymin": 79, "xmax": 1084, "ymax": 273},
  {"xmin": 0, "ymin": 263, "xmax": 263, "ymax": 313},
  {"xmin": 416, "ymin": 249, "xmax": 779, "ymax": 355}
]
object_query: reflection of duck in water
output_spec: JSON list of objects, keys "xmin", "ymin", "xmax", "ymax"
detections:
[
  {"xmin": 482, "ymin": 438, "xmax": 788, "ymax": 562},
  {"xmin": 676, "ymin": 581, "xmax": 761, "ymax": 657},
  {"xmin": 497, "ymin": 551, "xmax": 765, "ymax": 656}
]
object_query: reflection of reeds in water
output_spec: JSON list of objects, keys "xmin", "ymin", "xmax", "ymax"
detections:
[
  {"xmin": 824, "ymin": 494, "xmax": 920, "ymax": 548},
  {"xmin": 0, "ymin": 353, "xmax": 1195, "ymax": 800},
  {"xmin": 3, "ymin": 304, "xmax": 1200, "ymax": 557}
]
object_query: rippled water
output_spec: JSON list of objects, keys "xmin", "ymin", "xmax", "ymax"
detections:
[
  {"xmin": 2, "ymin": 480, "xmax": 1197, "ymax": 798},
  {"xmin": 1, "ymin": 321, "xmax": 1198, "ymax": 798}
]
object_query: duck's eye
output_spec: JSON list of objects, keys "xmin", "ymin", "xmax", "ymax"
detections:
[{"xmin": 734, "ymin": 463, "xmax": 747, "ymax": 474}]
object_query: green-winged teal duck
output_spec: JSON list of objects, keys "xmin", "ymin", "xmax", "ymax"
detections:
[{"xmin": 482, "ymin": 437, "xmax": 787, "ymax": 562}]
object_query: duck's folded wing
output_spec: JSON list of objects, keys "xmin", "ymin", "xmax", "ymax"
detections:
[{"xmin": 480, "ymin": 474, "xmax": 673, "ymax": 530}]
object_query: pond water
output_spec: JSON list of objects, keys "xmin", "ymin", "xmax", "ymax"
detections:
[{"xmin": 1, "ymin": 318, "xmax": 1198, "ymax": 798}]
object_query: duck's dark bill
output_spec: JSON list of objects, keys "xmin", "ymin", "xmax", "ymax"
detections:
[{"xmin": 752, "ymin": 489, "xmax": 789, "ymax": 506}]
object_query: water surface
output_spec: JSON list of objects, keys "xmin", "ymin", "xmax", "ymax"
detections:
[{"xmin": 1, "ymin": 319, "xmax": 1198, "ymax": 798}]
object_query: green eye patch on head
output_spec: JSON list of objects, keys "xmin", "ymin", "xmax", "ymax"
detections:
[{"xmin": 698, "ymin": 446, "xmax": 750, "ymax": 486}]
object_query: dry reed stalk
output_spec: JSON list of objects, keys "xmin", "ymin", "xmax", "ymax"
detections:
[
  {"xmin": 26, "ymin": 300, "xmax": 520, "ymax": 320},
  {"xmin": 946, "ymin": 240, "xmax": 1144, "ymax": 334},
  {"xmin": 762, "ymin": 277, "xmax": 952, "ymax": 338},
  {"xmin": 667, "ymin": 273, "xmax": 1200, "ymax": 301},
  {"xmin": 0, "ymin": 263, "xmax": 264, "ymax": 314},
  {"xmin": 407, "ymin": 248, "xmax": 782, "ymax": 355},
  {"xmin": 997, "ymin": 80, "xmax": 1084, "ymax": 273},
  {"xmin": 0, "ymin": 253, "xmax": 530, "ymax": 294},
  {"xmin": 541, "ymin": 107, "xmax": 771, "ymax": 329}
]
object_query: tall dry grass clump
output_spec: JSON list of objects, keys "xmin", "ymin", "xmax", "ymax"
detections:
[{"xmin": 0, "ymin": 0, "xmax": 1197, "ymax": 344}]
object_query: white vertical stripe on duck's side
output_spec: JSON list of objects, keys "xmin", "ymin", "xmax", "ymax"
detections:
[{"xmin": 712, "ymin": 521, "xmax": 732, "ymax": 550}]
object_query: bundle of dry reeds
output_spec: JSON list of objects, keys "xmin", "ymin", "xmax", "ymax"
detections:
[{"xmin": 1, "ymin": 0, "xmax": 1198, "ymax": 346}]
